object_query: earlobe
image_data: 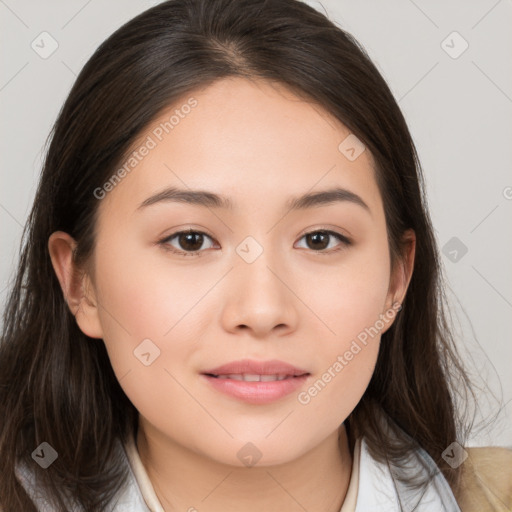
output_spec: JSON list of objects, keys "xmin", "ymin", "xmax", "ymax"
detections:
[{"xmin": 48, "ymin": 231, "xmax": 104, "ymax": 339}]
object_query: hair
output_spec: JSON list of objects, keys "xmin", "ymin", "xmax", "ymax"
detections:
[{"xmin": 0, "ymin": 0, "xmax": 482, "ymax": 510}]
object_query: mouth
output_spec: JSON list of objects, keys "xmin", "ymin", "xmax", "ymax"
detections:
[{"xmin": 200, "ymin": 359, "xmax": 311, "ymax": 404}]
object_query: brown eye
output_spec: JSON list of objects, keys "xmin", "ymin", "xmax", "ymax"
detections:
[
  {"xmin": 177, "ymin": 231, "xmax": 205, "ymax": 251},
  {"xmin": 160, "ymin": 229, "xmax": 215, "ymax": 256},
  {"xmin": 295, "ymin": 230, "xmax": 351, "ymax": 253},
  {"xmin": 305, "ymin": 231, "xmax": 330, "ymax": 250}
]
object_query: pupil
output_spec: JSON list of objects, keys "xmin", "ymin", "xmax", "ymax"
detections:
[
  {"xmin": 180, "ymin": 232, "xmax": 203, "ymax": 251},
  {"xmin": 308, "ymin": 232, "xmax": 328, "ymax": 250}
]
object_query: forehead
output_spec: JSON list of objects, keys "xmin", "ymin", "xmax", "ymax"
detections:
[{"xmin": 98, "ymin": 77, "xmax": 382, "ymax": 219}]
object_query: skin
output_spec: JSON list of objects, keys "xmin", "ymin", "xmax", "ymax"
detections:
[{"xmin": 49, "ymin": 77, "xmax": 415, "ymax": 512}]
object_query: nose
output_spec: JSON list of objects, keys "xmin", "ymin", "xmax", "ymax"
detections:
[{"xmin": 220, "ymin": 247, "xmax": 300, "ymax": 338}]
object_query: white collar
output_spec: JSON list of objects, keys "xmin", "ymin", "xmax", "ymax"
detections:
[{"xmin": 120, "ymin": 432, "xmax": 460, "ymax": 512}]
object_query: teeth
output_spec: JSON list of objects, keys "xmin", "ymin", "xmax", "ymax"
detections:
[
  {"xmin": 242, "ymin": 374, "xmax": 261, "ymax": 382},
  {"xmin": 215, "ymin": 374, "xmax": 291, "ymax": 382}
]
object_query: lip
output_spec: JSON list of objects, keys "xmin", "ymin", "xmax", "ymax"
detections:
[
  {"xmin": 202, "ymin": 359, "xmax": 309, "ymax": 377},
  {"xmin": 201, "ymin": 359, "xmax": 310, "ymax": 405}
]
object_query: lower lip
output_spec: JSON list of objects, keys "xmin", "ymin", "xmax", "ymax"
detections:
[{"xmin": 201, "ymin": 374, "xmax": 310, "ymax": 404}]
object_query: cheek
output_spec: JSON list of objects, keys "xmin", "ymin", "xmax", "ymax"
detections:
[
  {"xmin": 93, "ymin": 235, "xmax": 208, "ymax": 338},
  {"xmin": 308, "ymin": 341, "xmax": 379, "ymax": 427},
  {"xmin": 298, "ymin": 237, "xmax": 389, "ymax": 405},
  {"xmin": 91, "ymin": 242, "xmax": 207, "ymax": 427},
  {"xmin": 298, "ymin": 305, "xmax": 382, "ymax": 424},
  {"xmin": 303, "ymin": 237, "xmax": 391, "ymax": 342},
  {"xmin": 91, "ymin": 239, "xmax": 204, "ymax": 385}
]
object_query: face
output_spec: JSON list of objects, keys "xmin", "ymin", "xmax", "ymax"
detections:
[{"xmin": 56, "ymin": 77, "xmax": 412, "ymax": 467}]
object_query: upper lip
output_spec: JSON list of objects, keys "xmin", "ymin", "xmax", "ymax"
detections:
[{"xmin": 202, "ymin": 359, "xmax": 310, "ymax": 377}]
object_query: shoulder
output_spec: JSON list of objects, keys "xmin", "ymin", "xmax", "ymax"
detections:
[{"xmin": 455, "ymin": 445, "xmax": 512, "ymax": 512}]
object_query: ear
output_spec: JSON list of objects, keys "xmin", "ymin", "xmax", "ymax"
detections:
[
  {"xmin": 381, "ymin": 228, "xmax": 416, "ymax": 332},
  {"xmin": 48, "ymin": 231, "xmax": 103, "ymax": 339}
]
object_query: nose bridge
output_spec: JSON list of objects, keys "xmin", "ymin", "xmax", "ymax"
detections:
[
  {"xmin": 235, "ymin": 233, "xmax": 285, "ymax": 301},
  {"xmin": 221, "ymin": 233, "xmax": 298, "ymax": 335}
]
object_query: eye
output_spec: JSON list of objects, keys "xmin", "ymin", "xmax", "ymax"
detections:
[
  {"xmin": 158, "ymin": 229, "xmax": 216, "ymax": 257},
  {"xmin": 295, "ymin": 230, "xmax": 351, "ymax": 254},
  {"xmin": 158, "ymin": 228, "xmax": 351, "ymax": 257}
]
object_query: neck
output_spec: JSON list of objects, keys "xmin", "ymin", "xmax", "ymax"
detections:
[{"xmin": 137, "ymin": 419, "xmax": 353, "ymax": 512}]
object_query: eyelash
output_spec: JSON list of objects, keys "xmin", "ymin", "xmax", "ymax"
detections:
[{"xmin": 157, "ymin": 228, "xmax": 351, "ymax": 258}]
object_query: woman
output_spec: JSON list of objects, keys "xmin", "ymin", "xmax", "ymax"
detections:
[{"xmin": 1, "ymin": 0, "xmax": 510, "ymax": 510}]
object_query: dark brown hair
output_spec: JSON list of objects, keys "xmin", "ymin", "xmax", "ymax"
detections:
[{"xmin": 1, "ymin": 0, "xmax": 480, "ymax": 509}]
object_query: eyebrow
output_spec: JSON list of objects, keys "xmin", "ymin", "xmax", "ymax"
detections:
[{"xmin": 136, "ymin": 186, "xmax": 371, "ymax": 214}]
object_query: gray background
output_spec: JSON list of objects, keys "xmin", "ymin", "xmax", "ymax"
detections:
[{"xmin": 1, "ymin": 0, "xmax": 511, "ymax": 447}]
